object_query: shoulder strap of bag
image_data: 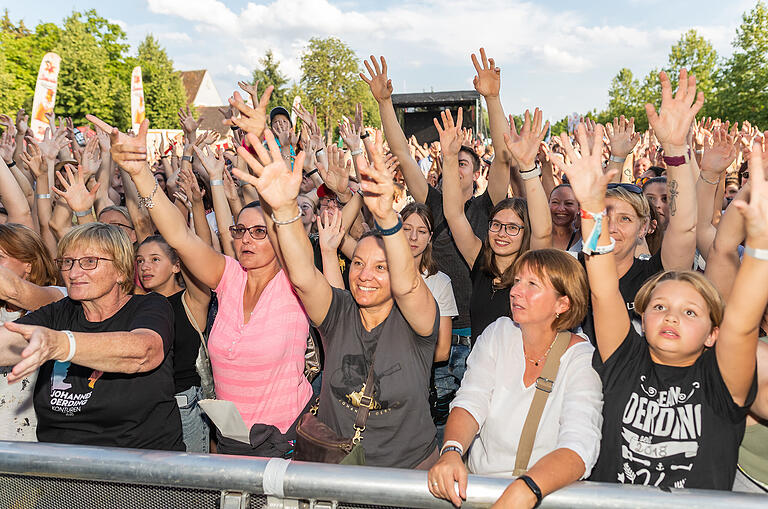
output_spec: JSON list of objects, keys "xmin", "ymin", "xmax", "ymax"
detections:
[
  {"xmin": 513, "ymin": 331, "xmax": 571, "ymax": 476},
  {"xmin": 351, "ymin": 348, "xmax": 378, "ymax": 444}
]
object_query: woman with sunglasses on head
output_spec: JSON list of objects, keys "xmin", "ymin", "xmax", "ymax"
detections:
[
  {"xmin": 136, "ymin": 235, "xmax": 212, "ymax": 452},
  {"xmin": 438, "ymin": 108, "xmax": 552, "ymax": 343},
  {"xmin": 0, "ymin": 222, "xmax": 183, "ymax": 450},
  {"xmin": 548, "ymin": 184, "xmax": 581, "ymax": 251},
  {"xmin": 97, "ymin": 115, "xmax": 312, "ymax": 458}
]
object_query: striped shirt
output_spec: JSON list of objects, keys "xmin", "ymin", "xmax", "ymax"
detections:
[{"xmin": 209, "ymin": 256, "xmax": 311, "ymax": 433}]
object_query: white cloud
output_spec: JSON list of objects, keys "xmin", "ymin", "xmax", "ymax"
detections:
[{"xmin": 157, "ymin": 31, "xmax": 192, "ymax": 43}]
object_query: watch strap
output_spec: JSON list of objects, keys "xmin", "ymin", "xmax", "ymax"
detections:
[{"xmin": 518, "ymin": 475, "xmax": 542, "ymax": 508}]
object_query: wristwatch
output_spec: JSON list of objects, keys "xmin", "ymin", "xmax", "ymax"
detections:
[{"xmin": 517, "ymin": 475, "xmax": 542, "ymax": 508}]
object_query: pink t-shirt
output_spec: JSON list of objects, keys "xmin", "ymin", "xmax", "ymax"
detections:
[{"xmin": 209, "ymin": 256, "xmax": 312, "ymax": 433}]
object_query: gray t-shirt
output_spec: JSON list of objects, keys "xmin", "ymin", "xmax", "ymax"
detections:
[{"xmin": 316, "ymin": 288, "xmax": 439, "ymax": 468}]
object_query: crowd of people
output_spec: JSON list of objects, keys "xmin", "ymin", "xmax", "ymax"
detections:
[{"xmin": 0, "ymin": 46, "xmax": 766, "ymax": 507}]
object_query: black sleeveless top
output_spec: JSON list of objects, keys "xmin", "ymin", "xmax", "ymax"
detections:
[{"xmin": 168, "ymin": 290, "xmax": 202, "ymax": 393}]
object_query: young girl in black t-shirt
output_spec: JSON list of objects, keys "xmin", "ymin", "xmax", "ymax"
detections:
[{"xmin": 553, "ymin": 69, "xmax": 762, "ymax": 491}]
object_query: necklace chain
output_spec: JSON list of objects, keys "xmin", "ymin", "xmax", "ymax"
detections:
[{"xmin": 525, "ymin": 334, "xmax": 559, "ymax": 366}]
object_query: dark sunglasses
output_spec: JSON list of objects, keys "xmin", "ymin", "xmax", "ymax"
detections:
[
  {"xmin": 229, "ymin": 225, "xmax": 268, "ymax": 240},
  {"xmin": 607, "ymin": 183, "xmax": 642, "ymax": 194}
]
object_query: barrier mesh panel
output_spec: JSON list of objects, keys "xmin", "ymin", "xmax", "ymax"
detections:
[{"xmin": 0, "ymin": 473, "xmax": 221, "ymax": 508}]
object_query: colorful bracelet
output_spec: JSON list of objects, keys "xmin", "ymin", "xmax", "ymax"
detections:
[{"xmin": 580, "ymin": 208, "xmax": 607, "ymax": 255}]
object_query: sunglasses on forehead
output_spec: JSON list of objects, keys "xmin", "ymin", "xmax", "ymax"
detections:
[{"xmin": 607, "ymin": 183, "xmax": 642, "ymax": 194}]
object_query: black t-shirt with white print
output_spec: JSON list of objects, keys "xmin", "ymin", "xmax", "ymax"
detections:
[
  {"xmin": 17, "ymin": 293, "xmax": 184, "ymax": 451},
  {"xmin": 589, "ymin": 326, "xmax": 755, "ymax": 490}
]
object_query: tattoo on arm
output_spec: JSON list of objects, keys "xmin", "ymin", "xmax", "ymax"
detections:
[{"xmin": 668, "ymin": 179, "xmax": 678, "ymax": 216}]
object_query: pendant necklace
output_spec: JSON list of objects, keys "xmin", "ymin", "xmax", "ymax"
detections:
[{"xmin": 525, "ymin": 334, "xmax": 558, "ymax": 366}]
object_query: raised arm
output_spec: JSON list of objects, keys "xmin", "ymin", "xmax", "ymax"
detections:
[
  {"xmin": 89, "ymin": 115, "xmax": 226, "ymax": 290},
  {"xmin": 717, "ymin": 141, "xmax": 768, "ymax": 405},
  {"xmin": 704, "ymin": 183, "xmax": 748, "ymax": 301},
  {"xmin": 471, "ymin": 48, "xmax": 510, "ymax": 205},
  {"xmin": 195, "ymin": 146, "xmax": 235, "ymax": 257},
  {"xmin": 361, "ymin": 56, "xmax": 429, "ymax": 203},
  {"xmin": 502, "ymin": 109, "xmax": 552, "ymax": 249},
  {"xmin": 232, "ymin": 131, "xmax": 333, "ymax": 325},
  {"xmin": 648, "ymin": 70, "xmax": 704, "ymax": 270},
  {"xmin": 605, "ymin": 116, "xmax": 640, "ymax": 184},
  {"xmin": 0, "ymin": 157, "xmax": 34, "ymax": 229},
  {"xmin": 317, "ymin": 210, "xmax": 346, "ymax": 290},
  {"xmin": 553, "ymin": 123, "xmax": 628, "ymax": 360},
  {"xmin": 361, "ymin": 132, "xmax": 436, "ymax": 336},
  {"xmin": 437, "ymin": 108, "xmax": 482, "ymax": 267},
  {"xmin": 0, "ymin": 266, "xmax": 63, "ymax": 312}
]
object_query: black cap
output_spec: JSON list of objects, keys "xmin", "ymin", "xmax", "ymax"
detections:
[{"xmin": 269, "ymin": 106, "xmax": 292, "ymax": 126}]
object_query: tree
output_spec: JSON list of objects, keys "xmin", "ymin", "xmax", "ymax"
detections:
[
  {"xmin": 300, "ymin": 37, "xmax": 379, "ymax": 137},
  {"xmin": 665, "ymin": 29, "xmax": 718, "ymax": 101},
  {"xmin": 134, "ymin": 35, "xmax": 187, "ymax": 129},
  {"xmin": 710, "ymin": 1, "xmax": 768, "ymax": 126},
  {"xmin": 250, "ymin": 49, "xmax": 289, "ymax": 112}
]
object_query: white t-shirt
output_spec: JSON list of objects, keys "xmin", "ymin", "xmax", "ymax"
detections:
[
  {"xmin": 451, "ymin": 317, "xmax": 603, "ymax": 477},
  {"xmin": 422, "ymin": 270, "xmax": 458, "ymax": 318},
  {"xmin": 0, "ymin": 286, "xmax": 67, "ymax": 442}
]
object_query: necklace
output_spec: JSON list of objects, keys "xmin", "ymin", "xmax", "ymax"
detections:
[{"xmin": 524, "ymin": 334, "xmax": 559, "ymax": 366}]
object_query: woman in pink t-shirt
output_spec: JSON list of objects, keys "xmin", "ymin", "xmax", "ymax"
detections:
[{"xmin": 108, "ymin": 116, "xmax": 312, "ymax": 457}]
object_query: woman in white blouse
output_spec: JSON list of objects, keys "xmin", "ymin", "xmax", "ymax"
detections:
[{"xmin": 428, "ymin": 249, "xmax": 602, "ymax": 508}]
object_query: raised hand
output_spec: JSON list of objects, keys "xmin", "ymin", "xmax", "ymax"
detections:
[
  {"xmin": 77, "ymin": 135, "xmax": 101, "ymax": 179},
  {"xmin": 319, "ymin": 145, "xmax": 351, "ymax": 197},
  {"xmin": 88, "ymin": 114, "xmax": 149, "ymax": 177},
  {"xmin": 433, "ymin": 107, "xmax": 463, "ymax": 157},
  {"xmin": 339, "ymin": 117, "xmax": 362, "ymax": 151},
  {"xmin": 471, "ymin": 47, "xmax": 500, "ymax": 98},
  {"xmin": 52, "ymin": 164, "xmax": 99, "ymax": 213},
  {"xmin": 606, "ymin": 115, "xmax": 640, "ymax": 158},
  {"xmin": 700, "ymin": 126, "xmax": 737, "ymax": 175},
  {"xmin": 237, "ymin": 80, "xmax": 261, "ymax": 107},
  {"xmin": 232, "ymin": 130, "xmax": 306, "ymax": 213},
  {"xmin": 646, "ymin": 69, "xmax": 704, "ymax": 148},
  {"xmin": 359, "ymin": 131, "xmax": 395, "ymax": 222},
  {"xmin": 0, "ymin": 128, "xmax": 14, "ymax": 163},
  {"xmin": 20, "ymin": 138, "xmax": 44, "ymax": 178},
  {"xmin": 38, "ymin": 126, "xmax": 70, "ymax": 163},
  {"xmin": 317, "ymin": 209, "xmax": 344, "ymax": 253},
  {"xmin": 360, "ymin": 56, "xmax": 393, "ymax": 103},
  {"xmin": 15, "ymin": 109, "xmax": 29, "ymax": 135},
  {"xmin": 503, "ymin": 108, "xmax": 549, "ymax": 170},
  {"xmin": 177, "ymin": 167, "xmax": 203, "ymax": 206},
  {"xmin": 193, "ymin": 145, "xmax": 225, "ymax": 180},
  {"xmin": 0, "ymin": 114, "xmax": 16, "ymax": 140},
  {"xmin": 552, "ymin": 123, "xmax": 616, "ymax": 211},
  {"xmin": 383, "ymin": 153, "xmax": 400, "ymax": 175},
  {"xmin": 226, "ymin": 88, "xmax": 273, "ymax": 138},
  {"xmin": 733, "ymin": 133, "xmax": 768, "ymax": 249},
  {"xmin": 222, "ymin": 169, "xmax": 241, "ymax": 202},
  {"xmin": 178, "ymin": 106, "xmax": 203, "ymax": 137},
  {"xmin": 194, "ymin": 130, "xmax": 219, "ymax": 148}
]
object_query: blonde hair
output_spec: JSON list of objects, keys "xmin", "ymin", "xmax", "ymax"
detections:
[
  {"xmin": 606, "ymin": 187, "xmax": 650, "ymax": 220},
  {"xmin": 512, "ymin": 249, "xmax": 588, "ymax": 331},
  {"xmin": 634, "ymin": 270, "xmax": 724, "ymax": 330},
  {"xmin": 58, "ymin": 223, "xmax": 135, "ymax": 294}
]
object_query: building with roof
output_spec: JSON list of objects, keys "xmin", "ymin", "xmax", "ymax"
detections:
[{"xmin": 180, "ymin": 69, "xmax": 229, "ymax": 137}]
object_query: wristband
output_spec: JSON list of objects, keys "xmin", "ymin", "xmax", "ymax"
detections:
[
  {"xmin": 517, "ymin": 475, "xmax": 542, "ymax": 508},
  {"xmin": 374, "ymin": 216, "xmax": 403, "ymax": 236},
  {"xmin": 182, "ymin": 155, "xmax": 193, "ymax": 163},
  {"xmin": 6, "ymin": 160, "xmax": 16, "ymax": 168},
  {"xmin": 744, "ymin": 245, "xmax": 768, "ymax": 261},
  {"xmin": 210, "ymin": 179, "xmax": 224, "ymax": 186},
  {"xmin": 519, "ymin": 167, "xmax": 541, "ymax": 181},
  {"xmin": 305, "ymin": 168, "xmax": 319, "ymax": 178},
  {"xmin": 360, "ymin": 132, "xmax": 371, "ymax": 140},
  {"xmin": 698, "ymin": 173, "xmax": 720, "ymax": 186},
  {"xmin": 315, "ymin": 148, "xmax": 325, "ymax": 156},
  {"xmin": 270, "ymin": 208, "xmax": 302, "ymax": 226},
  {"xmin": 609, "ymin": 154, "xmax": 626, "ymax": 163},
  {"xmin": 588, "ymin": 237, "xmax": 616, "ymax": 255},
  {"xmin": 662, "ymin": 149, "xmax": 691, "ymax": 167},
  {"xmin": 73, "ymin": 208, "xmax": 92, "ymax": 218},
  {"xmin": 440, "ymin": 440, "xmax": 464, "ymax": 456},
  {"xmin": 61, "ymin": 330, "xmax": 76, "ymax": 363},
  {"xmin": 36, "ymin": 193, "xmax": 51, "ymax": 199},
  {"xmin": 440, "ymin": 446, "xmax": 463, "ymax": 456},
  {"xmin": 580, "ymin": 208, "xmax": 607, "ymax": 255},
  {"xmin": 350, "ymin": 148, "xmax": 364, "ymax": 156}
]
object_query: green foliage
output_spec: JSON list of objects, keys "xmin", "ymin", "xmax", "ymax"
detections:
[
  {"xmin": 709, "ymin": 0, "xmax": 768, "ymax": 126},
  {"xmin": 135, "ymin": 35, "xmax": 187, "ymax": 129},
  {"xmin": 666, "ymin": 29, "xmax": 718, "ymax": 101},
  {"xmin": 299, "ymin": 37, "xmax": 379, "ymax": 136},
  {"xmin": 250, "ymin": 49, "xmax": 290, "ymax": 112}
]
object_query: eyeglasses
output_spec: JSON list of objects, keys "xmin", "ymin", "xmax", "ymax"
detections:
[
  {"xmin": 488, "ymin": 220, "xmax": 524, "ymax": 236},
  {"xmin": 56, "ymin": 256, "xmax": 113, "ymax": 271},
  {"xmin": 229, "ymin": 225, "xmax": 268, "ymax": 240},
  {"xmin": 108, "ymin": 222, "xmax": 135, "ymax": 231},
  {"xmin": 607, "ymin": 183, "xmax": 642, "ymax": 194}
]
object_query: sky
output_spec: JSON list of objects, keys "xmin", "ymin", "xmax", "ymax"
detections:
[{"xmin": 1, "ymin": 0, "xmax": 760, "ymax": 122}]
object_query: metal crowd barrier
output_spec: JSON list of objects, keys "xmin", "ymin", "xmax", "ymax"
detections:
[{"xmin": 0, "ymin": 441, "xmax": 765, "ymax": 509}]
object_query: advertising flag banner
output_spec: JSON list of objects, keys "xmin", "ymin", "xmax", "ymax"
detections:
[
  {"xmin": 131, "ymin": 66, "xmax": 146, "ymax": 132},
  {"xmin": 30, "ymin": 52, "xmax": 62, "ymax": 141}
]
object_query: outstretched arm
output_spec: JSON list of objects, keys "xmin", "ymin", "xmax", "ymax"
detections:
[
  {"xmin": 704, "ymin": 183, "xmax": 748, "ymax": 301},
  {"xmin": 361, "ymin": 56, "xmax": 429, "ymax": 203},
  {"xmin": 648, "ymin": 70, "xmax": 704, "ymax": 271}
]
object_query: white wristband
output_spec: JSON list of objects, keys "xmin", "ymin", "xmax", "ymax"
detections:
[
  {"xmin": 609, "ymin": 155, "xmax": 626, "ymax": 163},
  {"xmin": 744, "ymin": 245, "xmax": 768, "ymax": 261},
  {"xmin": 350, "ymin": 148, "xmax": 363, "ymax": 156},
  {"xmin": 440, "ymin": 440, "xmax": 464, "ymax": 456},
  {"xmin": 210, "ymin": 179, "xmax": 224, "ymax": 186},
  {"xmin": 61, "ymin": 330, "xmax": 76, "ymax": 362}
]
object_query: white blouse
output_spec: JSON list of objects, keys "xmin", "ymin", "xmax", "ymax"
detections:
[{"xmin": 451, "ymin": 317, "xmax": 603, "ymax": 477}]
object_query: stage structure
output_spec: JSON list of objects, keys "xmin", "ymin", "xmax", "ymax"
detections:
[{"xmin": 391, "ymin": 90, "xmax": 484, "ymax": 145}]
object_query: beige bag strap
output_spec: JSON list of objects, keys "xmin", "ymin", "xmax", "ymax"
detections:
[{"xmin": 513, "ymin": 331, "xmax": 571, "ymax": 476}]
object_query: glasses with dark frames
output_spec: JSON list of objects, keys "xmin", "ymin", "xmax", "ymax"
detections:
[
  {"xmin": 229, "ymin": 225, "xmax": 268, "ymax": 240},
  {"xmin": 56, "ymin": 256, "xmax": 113, "ymax": 271},
  {"xmin": 488, "ymin": 220, "xmax": 524, "ymax": 236}
]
